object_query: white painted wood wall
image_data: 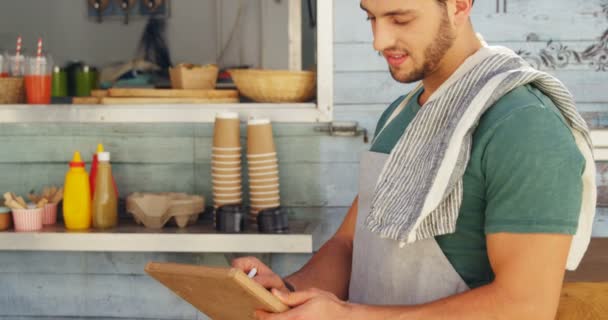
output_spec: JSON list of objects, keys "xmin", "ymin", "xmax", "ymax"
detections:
[{"xmin": 0, "ymin": 1, "xmax": 606, "ymax": 319}]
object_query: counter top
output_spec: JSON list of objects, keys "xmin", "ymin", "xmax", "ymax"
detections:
[{"xmin": 0, "ymin": 219, "xmax": 316, "ymax": 253}]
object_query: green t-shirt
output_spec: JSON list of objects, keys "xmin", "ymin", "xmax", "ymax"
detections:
[{"xmin": 370, "ymin": 84, "xmax": 585, "ymax": 289}]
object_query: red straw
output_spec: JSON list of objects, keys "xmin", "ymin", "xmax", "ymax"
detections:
[
  {"xmin": 36, "ymin": 38, "xmax": 42, "ymax": 58},
  {"xmin": 16, "ymin": 36, "xmax": 22, "ymax": 56},
  {"xmin": 14, "ymin": 35, "xmax": 22, "ymax": 76}
]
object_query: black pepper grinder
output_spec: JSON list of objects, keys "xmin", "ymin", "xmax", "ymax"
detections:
[
  {"xmin": 257, "ymin": 207, "xmax": 289, "ymax": 234},
  {"xmin": 215, "ymin": 205, "xmax": 246, "ymax": 233}
]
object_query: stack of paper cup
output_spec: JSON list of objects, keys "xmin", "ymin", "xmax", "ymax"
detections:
[
  {"xmin": 212, "ymin": 112, "xmax": 243, "ymax": 208},
  {"xmin": 247, "ymin": 118, "xmax": 281, "ymax": 222}
]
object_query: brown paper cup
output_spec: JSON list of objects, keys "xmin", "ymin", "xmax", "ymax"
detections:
[
  {"xmin": 247, "ymin": 155, "xmax": 279, "ymax": 168},
  {"xmin": 248, "ymin": 172, "xmax": 279, "ymax": 182},
  {"xmin": 213, "ymin": 148, "xmax": 241, "ymax": 155},
  {"xmin": 249, "ymin": 189, "xmax": 280, "ymax": 199},
  {"xmin": 247, "ymin": 163, "xmax": 278, "ymax": 172},
  {"xmin": 250, "ymin": 200, "xmax": 281, "ymax": 210},
  {"xmin": 212, "ymin": 171, "xmax": 242, "ymax": 180},
  {"xmin": 212, "ymin": 166, "xmax": 242, "ymax": 175},
  {"xmin": 212, "ymin": 176, "xmax": 243, "ymax": 188},
  {"xmin": 214, "ymin": 198, "xmax": 242, "ymax": 208},
  {"xmin": 247, "ymin": 119, "xmax": 276, "ymax": 155},
  {"xmin": 212, "ymin": 159, "xmax": 242, "ymax": 169},
  {"xmin": 214, "ymin": 191, "xmax": 243, "ymax": 199},
  {"xmin": 214, "ymin": 113, "xmax": 241, "ymax": 148},
  {"xmin": 213, "ymin": 185, "xmax": 242, "ymax": 193},
  {"xmin": 249, "ymin": 176, "xmax": 279, "ymax": 187},
  {"xmin": 249, "ymin": 183, "xmax": 280, "ymax": 191}
]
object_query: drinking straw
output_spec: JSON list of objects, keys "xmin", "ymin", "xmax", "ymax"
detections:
[
  {"xmin": 15, "ymin": 35, "xmax": 22, "ymax": 75},
  {"xmin": 36, "ymin": 37, "xmax": 42, "ymax": 74}
]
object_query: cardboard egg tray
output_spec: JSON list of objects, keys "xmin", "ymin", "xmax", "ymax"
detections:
[{"xmin": 126, "ymin": 192, "xmax": 205, "ymax": 229}]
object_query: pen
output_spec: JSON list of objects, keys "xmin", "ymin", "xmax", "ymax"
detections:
[{"xmin": 247, "ymin": 268, "xmax": 257, "ymax": 279}]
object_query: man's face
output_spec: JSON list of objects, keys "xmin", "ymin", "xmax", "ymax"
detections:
[{"xmin": 360, "ymin": 0, "xmax": 457, "ymax": 83}]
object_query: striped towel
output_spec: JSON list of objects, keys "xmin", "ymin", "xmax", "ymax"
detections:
[{"xmin": 366, "ymin": 45, "xmax": 597, "ymax": 270}]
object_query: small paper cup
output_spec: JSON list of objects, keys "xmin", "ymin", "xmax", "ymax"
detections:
[
  {"xmin": 12, "ymin": 207, "xmax": 43, "ymax": 231},
  {"xmin": 42, "ymin": 203, "xmax": 58, "ymax": 225}
]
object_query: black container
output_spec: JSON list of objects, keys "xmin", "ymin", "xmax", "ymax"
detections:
[
  {"xmin": 215, "ymin": 205, "xmax": 246, "ymax": 233},
  {"xmin": 65, "ymin": 61, "xmax": 84, "ymax": 97},
  {"xmin": 257, "ymin": 207, "xmax": 289, "ymax": 234}
]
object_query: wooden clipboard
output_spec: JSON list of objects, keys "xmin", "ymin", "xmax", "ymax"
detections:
[{"xmin": 145, "ymin": 262, "xmax": 289, "ymax": 320}]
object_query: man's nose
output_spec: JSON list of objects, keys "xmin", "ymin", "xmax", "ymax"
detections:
[{"xmin": 372, "ymin": 21, "xmax": 396, "ymax": 53}]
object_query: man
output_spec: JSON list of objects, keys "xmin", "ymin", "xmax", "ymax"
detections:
[{"xmin": 234, "ymin": 1, "xmax": 596, "ymax": 319}]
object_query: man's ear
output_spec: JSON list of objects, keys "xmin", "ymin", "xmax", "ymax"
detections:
[{"xmin": 452, "ymin": 0, "xmax": 474, "ymax": 26}]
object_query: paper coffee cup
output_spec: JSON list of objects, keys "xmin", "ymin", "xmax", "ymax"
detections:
[
  {"xmin": 214, "ymin": 113, "xmax": 241, "ymax": 148},
  {"xmin": 214, "ymin": 198, "xmax": 242, "ymax": 208},
  {"xmin": 250, "ymin": 201, "xmax": 281, "ymax": 210},
  {"xmin": 212, "ymin": 166, "xmax": 241, "ymax": 174},
  {"xmin": 212, "ymin": 177, "xmax": 242, "ymax": 188},
  {"xmin": 213, "ymin": 185, "xmax": 242, "ymax": 192},
  {"xmin": 249, "ymin": 171, "xmax": 279, "ymax": 183},
  {"xmin": 212, "ymin": 159, "xmax": 242, "ymax": 169},
  {"xmin": 249, "ymin": 183, "xmax": 280, "ymax": 191},
  {"xmin": 212, "ymin": 147, "xmax": 241, "ymax": 155},
  {"xmin": 247, "ymin": 119, "xmax": 276, "ymax": 155},
  {"xmin": 248, "ymin": 169, "xmax": 278, "ymax": 178},
  {"xmin": 247, "ymin": 163, "xmax": 278, "ymax": 172},
  {"xmin": 214, "ymin": 191, "xmax": 243, "ymax": 199},
  {"xmin": 211, "ymin": 172, "xmax": 242, "ymax": 179}
]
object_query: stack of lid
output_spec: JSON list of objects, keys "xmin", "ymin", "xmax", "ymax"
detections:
[
  {"xmin": 247, "ymin": 119, "xmax": 281, "ymax": 222},
  {"xmin": 212, "ymin": 112, "xmax": 243, "ymax": 208}
]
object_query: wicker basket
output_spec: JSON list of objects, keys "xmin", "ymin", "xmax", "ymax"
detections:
[
  {"xmin": 170, "ymin": 64, "xmax": 219, "ymax": 90},
  {"xmin": 0, "ymin": 77, "xmax": 25, "ymax": 104},
  {"xmin": 229, "ymin": 69, "xmax": 316, "ymax": 103}
]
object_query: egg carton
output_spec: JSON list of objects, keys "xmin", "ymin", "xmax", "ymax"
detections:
[{"xmin": 126, "ymin": 192, "xmax": 205, "ymax": 229}]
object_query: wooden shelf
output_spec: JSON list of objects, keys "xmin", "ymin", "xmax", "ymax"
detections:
[
  {"xmin": 0, "ymin": 219, "xmax": 315, "ymax": 253},
  {"xmin": 0, "ymin": 103, "xmax": 328, "ymax": 123}
]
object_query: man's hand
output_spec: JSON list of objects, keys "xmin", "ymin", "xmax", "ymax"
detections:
[
  {"xmin": 231, "ymin": 256, "xmax": 292, "ymax": 294},
  {"xmin": 255, "ymin": 288, "xmax": 353, "ymax": 320}
]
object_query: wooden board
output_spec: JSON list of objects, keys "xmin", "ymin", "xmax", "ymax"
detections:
[
  {"xmin": 145, "ymin": 262, "xmax": 289, "ymax": 320},
  {"xmin": 91, "ymin": 90, "xmax": 108, "ymax": 98},
  {"xmin": 557, "ymin": 282, "xmax": 608, "ymax": 320},
  {"xmin": 72, "ymin": 97, "xmax": 101, "ymax": 104},
  {"xmin": 101, "ymin": 97, "xmax": 240, "ymax": 104},
  {"xmin": 108, "ymin": 88, "xmax": 239, "ymax": 99},
  {"xmin": 565, "ymin": 238, "xmax": 608, "ymax": 282}
]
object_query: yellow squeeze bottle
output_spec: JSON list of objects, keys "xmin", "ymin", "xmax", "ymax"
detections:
[{"xmin": 63, "ymin": 151, "xmax": 92, "ymax": 230}]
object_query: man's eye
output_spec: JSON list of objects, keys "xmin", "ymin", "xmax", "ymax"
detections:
[
  {"xmin": 366, "ymin": 16, "xmax": 376, "ymax": 21},
  {"xmin": 394, "ymin": 19, "xmax": 410, "ymax": 25}
]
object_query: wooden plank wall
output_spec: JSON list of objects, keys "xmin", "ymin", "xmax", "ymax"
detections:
[{"xmin": 0, "ymin": 0, "xmax": 607, "ymax": 318}]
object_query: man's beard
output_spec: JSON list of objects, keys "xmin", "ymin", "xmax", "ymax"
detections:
[{"xmin": 389, "ymin": 14, "xmax": 456, "ymax": 84}]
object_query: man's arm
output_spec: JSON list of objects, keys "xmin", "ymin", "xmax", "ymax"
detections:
[
  {"xmin": 285, "ymin": 196, "xmax": 359, "ymax": 300},
  {"xmin": 233, "ymin": 196, "xmax": 359, "ymax": 299},
  {"xmin": 347, "ymin": 232, "xmax": 571, "ymax": 320}
]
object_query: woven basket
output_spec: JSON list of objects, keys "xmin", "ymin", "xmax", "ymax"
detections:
[
  {"xmin": 0, "ymin": 77, "xmax": 25, "ymax": 104},
  {"xmin": 229, "ymin": 69, "xmax": 316, "ymax": 103},
  {"xmin": 170, "ymin": 64, "xmax": 219, "ymax": 90}
]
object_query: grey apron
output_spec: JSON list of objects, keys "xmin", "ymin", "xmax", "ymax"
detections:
[{"xmin": 349, "ymin": 151, "xmax": 470, "ymax": 305}]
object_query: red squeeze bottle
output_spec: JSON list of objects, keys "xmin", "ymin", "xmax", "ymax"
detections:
[{"xmin": 90, "ymin": 144, "xmax": 118, "ymax": 198}]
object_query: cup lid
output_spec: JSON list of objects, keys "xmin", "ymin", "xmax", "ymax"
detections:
[
  {"xmin": 0, "ymin": 207, "xmax": 11, "ymax": 214},
  {"xmin": 248, "ymin": 118, "xmax": 271, "ymax": 125},
  {"xmin": 216, "ymin": 112, "xmax": 239, "ymax": 120}
]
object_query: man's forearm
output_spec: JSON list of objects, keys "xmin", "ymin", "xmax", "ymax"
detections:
[
  {"xmin": 349, "ymin": 282, "xmax": 556, "ymax": 320},
  {"xmin": 285, "ymin": 235, "xmax": 353, "ymax": 300}
]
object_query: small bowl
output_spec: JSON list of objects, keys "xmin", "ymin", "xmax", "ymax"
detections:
[
  {"xmin": 42, "ymin": 203, "xmax": 58, "ymax": 225},
  {"xmin": 12, "ymin": 206, "xmax": 43, "ymax": 232},
  {"xmin": 0, "ymin": 207, "xmax": 12, "ymax": 231}
]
